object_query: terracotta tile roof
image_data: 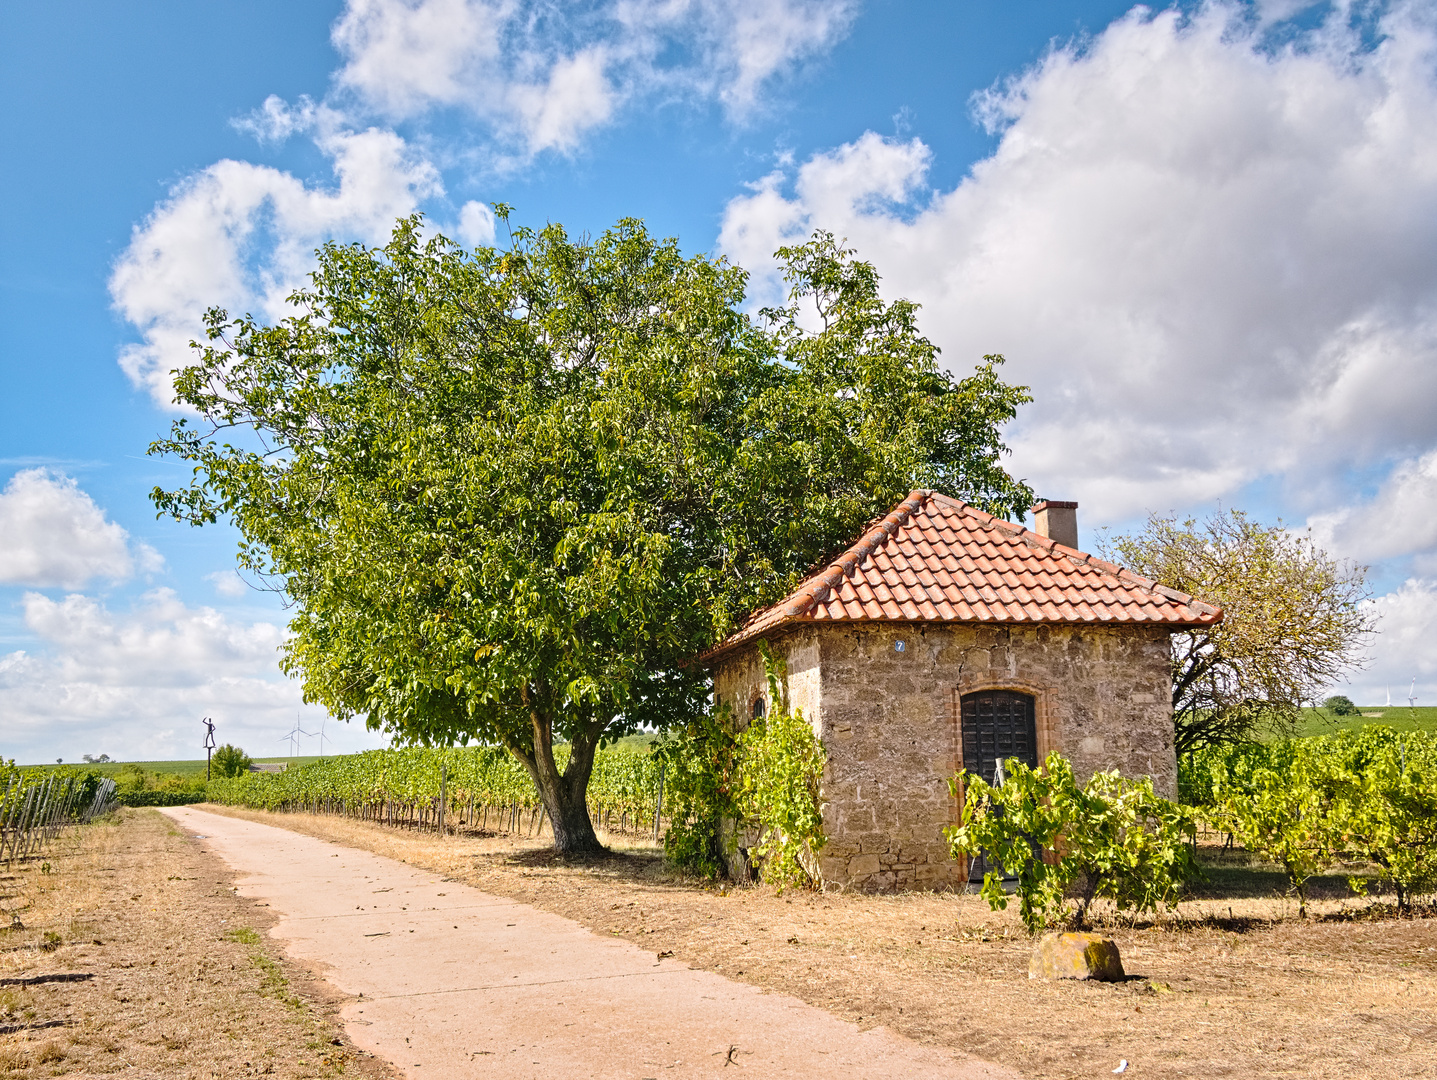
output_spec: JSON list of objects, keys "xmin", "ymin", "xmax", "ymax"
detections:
[{"xmin": 701, "ymin": 490, "xmax": 1222, "ymax": 662}]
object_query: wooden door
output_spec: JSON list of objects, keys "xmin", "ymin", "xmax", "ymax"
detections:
[{"xmin": 959, "ymin": 690, "xmax": 1038, "ymax": 884}]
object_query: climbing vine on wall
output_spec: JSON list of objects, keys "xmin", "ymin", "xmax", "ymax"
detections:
[{"xmin": 657, "ymin": 647, "xmax": 827, "ymax": 888}]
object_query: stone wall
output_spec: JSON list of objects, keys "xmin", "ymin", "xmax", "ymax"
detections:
[
  {"xmin": 712, "ymin": 629, "xmax": 822, "ymax": 736},
  {"xmin": 712, "ymin": 620, "xmax": 1176, "ymax": 892}
]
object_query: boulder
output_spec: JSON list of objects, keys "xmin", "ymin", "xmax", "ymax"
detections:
[{"xmin": 1028, "ymin": 932, "xmax": 1125, "ymax": 982}]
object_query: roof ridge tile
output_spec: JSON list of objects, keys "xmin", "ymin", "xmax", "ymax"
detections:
[{"xmin": 699, "ymin": 489, "xmax": 1224, "ymax": 662}]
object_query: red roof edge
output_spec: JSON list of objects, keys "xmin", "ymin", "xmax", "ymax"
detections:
[
  {"xmin": 697, "ymin": 488, "xmax": 1223, "ymax": 664},
  {"xmin": 780, "ymin": 490, "xmax": 928, "ymax": 619}
]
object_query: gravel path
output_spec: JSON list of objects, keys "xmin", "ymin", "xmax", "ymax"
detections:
[{"xmin": 160, "ymin": 806, "xmax": 1015, "ymax": 1080}]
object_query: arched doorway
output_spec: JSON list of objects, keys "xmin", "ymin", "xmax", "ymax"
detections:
[{"xmin": 958, "ymin": 689, "xmax": 1038, "ymax": 885}]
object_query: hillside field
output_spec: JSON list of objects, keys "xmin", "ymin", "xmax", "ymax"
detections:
[{"xmin": 21, "ymin": 711, "xmax": 1431, "ymax": 772}]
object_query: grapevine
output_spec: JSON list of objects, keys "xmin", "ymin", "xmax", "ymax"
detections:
[{"xmin": 206, "ymin": 744, "xmax": 667, "ymax": 838}]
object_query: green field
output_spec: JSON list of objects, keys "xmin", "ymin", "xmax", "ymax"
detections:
[
  {"xmin": 29, "ymin": 737, "xmax": 658, "ymax": 773},
  {"xmin": 25, "ymin": 755, "xmax": 329, "ymax": 774},
  {"xmin": 1288, "ymin": 705, "xmax": 1437, "ymax": 738},
  {"xmin": 19, "ymin": 713, "xmax": 1431, "ymax": 774}
]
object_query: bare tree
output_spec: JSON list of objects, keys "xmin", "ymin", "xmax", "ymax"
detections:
[{"xmin": 1104, "ymin": 510, "xmax": 1373, "ymax": 754}]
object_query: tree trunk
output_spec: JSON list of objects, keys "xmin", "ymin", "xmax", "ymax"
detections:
[{"xmin": 509, "ymin": 690, "xmax": 605, "ymax": 855}]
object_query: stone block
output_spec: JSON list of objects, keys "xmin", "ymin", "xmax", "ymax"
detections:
[
  {"xmin": 718, "ymin": 618, "xmax": 1180, "ymax": 891},
  {"xmin": 848, "ymin": 853, "xmax": 881, "ymax": 877},
  {"xmin": 1028, "ymin": 933, "xmax": 1125, "ymax": 982}
]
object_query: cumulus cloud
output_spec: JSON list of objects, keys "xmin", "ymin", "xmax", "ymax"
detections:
[
  {"xmin": 455, "ymin": 199, "xmax": 497, "ymax": 247},
  {"xmin": 111, "ymin": 0, "xmax": 856, "ymax": 404},
  {"xmin": 204, "ymin": 570, "xmax": 251, "ymax": 598},
  {"xmin": 1331, "ymin": 577, "xmax": 1437, "ymax": 706},
  {"xmin": 718, "ymin": 3, "xmax": 1437, "ymax": 527},
  {"xmin": 0, "ymin": 469, "xmax": 161, "ymax": 588},
  {"xmin": 110, "ymin": 109, "xmax": 443, "ymax": 407},
  {"xmin": 330, "ymin": 0, "xmax": 857, "ymax": 155},
  {"xmin": 0, "ymin": 590, "xmax": 386, "ymax": 764},
  {"xmin": 1308, "ymin": 447, "xmax": 1437, "ymax": 565}
]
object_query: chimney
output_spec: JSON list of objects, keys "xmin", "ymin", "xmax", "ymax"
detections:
[{"xmin": 1031, "ymin": 500, "xmax": 1078, "ymax": 550}]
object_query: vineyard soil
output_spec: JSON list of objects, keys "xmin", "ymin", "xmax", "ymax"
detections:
[
  {"xmin": 195, "ymin": 804, "xmax": 1437, "ymax": 1080},
  {"xmin": 0, "ymin": 808, "xmax": 397, "ymax": 1079}
]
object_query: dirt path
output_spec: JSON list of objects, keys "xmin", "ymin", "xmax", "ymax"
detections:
[
  {"xmin": 160, "ymin": 806, "xmax": 1013, "ymax": 1080},
  {"xmin": 188, "ymin": 805, "xmax": 1437, "ymax": 1079},
  {"xmin": 0, "ymin": 808, "xmax": 396, "ymax": 1079}
]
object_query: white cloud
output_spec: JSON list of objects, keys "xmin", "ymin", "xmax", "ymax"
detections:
[
  {"xmin": 1308, "ymin": 447, "xmax": 1437, "ymax": 564},
  {"xmin": 231, "ymin": 93, "xmax": 325, "ymax": 144},
  {"xmin": 718, "ymin": 3, "xmax": 1437, "ymax": 527},
  {"xmin": 1331, "ymin": 577, "xmax": 1437, "ymax": 707},
  {"xmin": 330, "ymin": 0, "xmax": 857, "ymax": 156},
  {"xmin": 0, "ymin": 590, "xmax": 387, "ymax": 765},
  {"xmin": 110, "ymin": 113, "xmax": 442, "ymax": 407},
  {"xmin": 204, "ymin": 570, "xmax": 251, "ymax": 598},
  {"xmin": 455, "ymin": 199, "xmax": 497, "ymax": 247},
  {"xmin": 647, "ymin": 0, "xmax": 861, "ymax": 116},
  {"xmin": 112, "ymin": 0, "xmax": 856, "ymax": 404},
  {"xmin": 331, "ymin": 0, "xmax": 512, "ymax": 119},
  {"xmin": 0, "ymin": 469, "xmax": 161, "ymax": 588},
  {"xmin": 508, "ymin": 46, "xmax": 616, "ymax": 153}
]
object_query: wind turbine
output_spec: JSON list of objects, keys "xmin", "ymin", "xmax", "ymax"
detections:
[
  {"xmin": 314, "ymin": 716, "xmax": 331, "ymax": 759},
  {"xmin": 280, "ymin": 715, "xmax": 313, "ymax": 757},
  {"xmin": 1410, "ymin": 678, "xmax": 1418, "ymax": 711}
]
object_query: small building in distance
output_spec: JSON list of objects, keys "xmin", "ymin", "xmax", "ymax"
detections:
[{"xmin": 701, "ymin": 490, "xmax": 1221, "ymax": 892}]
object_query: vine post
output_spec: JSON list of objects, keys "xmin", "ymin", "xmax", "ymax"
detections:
[{"xmin": 439, "ymin": 761, "xmax": 447, "ymax": 835}]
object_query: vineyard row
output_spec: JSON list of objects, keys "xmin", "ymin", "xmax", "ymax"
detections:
[
  {"xmin": 205, "ymin": 745, "xmax": 669, "ymax": 838},
  {"xmin": 1, "ymin": 766, "xmax": 119, "ymax": 865}
]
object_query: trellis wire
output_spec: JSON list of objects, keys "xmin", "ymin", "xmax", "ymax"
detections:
[
  {"xmin": 206, "ymin": 745, "xmax": 668, "ymax": 840},
  {"xmin": 0, "ymin": 768, "xmax": 118, "ymax": 866}
]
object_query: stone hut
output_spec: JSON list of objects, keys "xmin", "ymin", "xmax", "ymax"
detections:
[{"xmin": 701, "ymin": 490, "xmax": 1222, "ymax": 892}]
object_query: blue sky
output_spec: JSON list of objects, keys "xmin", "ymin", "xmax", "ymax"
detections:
[{"xmin": 3, "ymin": 0, "xmax": 1436, "ymax": 764}]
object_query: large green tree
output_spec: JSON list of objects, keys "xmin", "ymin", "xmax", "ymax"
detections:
[
  {"xmin": 1105, "ymin": 510, "xmax": 1373, "ymax": 754},
  {"xmin": 152, "ymin": 214, "xmax": 1033, "ymax": 852}
]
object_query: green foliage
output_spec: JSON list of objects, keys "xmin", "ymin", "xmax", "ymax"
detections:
[
  {"xmin": 112, "ymin": 763, "xmax": 208, "ymax": 803},
  {"xmin": 652, "ymin": 710, "xmax": 742, "ymax": 879},
  {"xmin": 206, "ymin": 744, "xmax": 664, "ymax": 824},
  {"xmin": 734, "ymin": 665, "xmax": 827, "ymax": 891},
  {"xmin": 1323, "ymin": 695, "xmax": 1359, "ymax": 716},
  {"xmin": 1338, "ymin": 732, "xmax": 1437, "ymax": 913},
  {"xmin": 1195, "ymin": 728, "xmax": 1437, "ymax": 915},
  {"xmin": 0, "ymin": 763, "xmax": 116, "ymax": 830},
  {"xmin": 1178, "ymin": 742, "xmax": 1275, "ymax": 807},
  {"xmin": 1102, "ymin": 510, "xmax": 1372, "ymax": 753},
  {"xmin": 150, "ymin": 213, "xmax": 1032, "ymax": 852},
  {"xmin": 1206, "ymin": 748, "xmax": 1344, "ymax": 917},
  {"xmin": 211, "ymin": 744, "xmax": 253, "ymax": 778},
  {"xmin": 947, "ymin": 753, "xmax": 1197, "ymax": 933},
  {"xmin": 2, "ymin": 762, "xmax": 105, "ymax": 808},
  {"xmin": 655, "ymin": 656, "xmax": 827, "ymax": 888},
  {"xmin": 116, "ymin": 788, "xmax": 209, "ymax": 807}
]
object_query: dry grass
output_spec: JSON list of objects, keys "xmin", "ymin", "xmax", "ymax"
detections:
[
  {"xmin": 198, "ymin": 805, "xmax": 1437, "ymax": 1080},
  {"xmin": 0, "ymin": 808, "xmax": 398, "ymax": 1079}
]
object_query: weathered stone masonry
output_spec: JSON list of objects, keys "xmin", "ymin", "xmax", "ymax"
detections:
[
  {"xmin": 715, "ymin": 620, "xmax": 1176, "ymax": 892},
  {"xmin": 704, "ymin": 490, "xmax": 1221, "ymax": 893}
]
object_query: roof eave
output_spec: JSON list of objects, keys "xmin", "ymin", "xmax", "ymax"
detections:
[{"xmin": 697, "ymin": 608, "xmax": 1224, "ymax": 666}]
